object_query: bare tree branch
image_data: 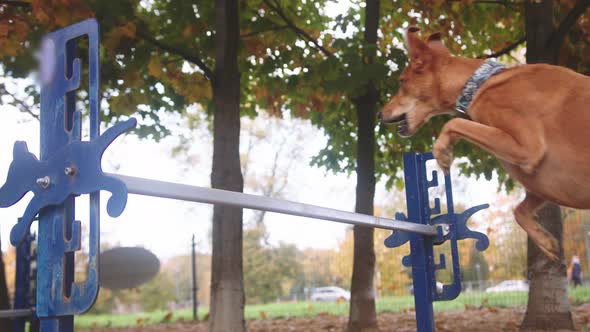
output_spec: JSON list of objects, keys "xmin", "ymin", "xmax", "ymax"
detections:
[
  {"xmin": 241, "ymin": 25, "xmax": 289, "ymax": 38},
  {"xmin": 0, "ymin": 83, "xmax": 39, "ymax": 120},
  {"xmin": 508, "ymin": 53, "xmax": 523, "ymax": 64},
  {"xmin": 479, "ymin": 36, "xmax": 526, "ymax": 58},
  {"xmin": 549, "ymin": 0, "xmax": 590, "ymax": 50},
  {"xmin": 136, "ymin": 26, "xmax": 214, "ymax": 81},
  {"xmin": 262, "ymin": 0, "xmax": 334, "ymax": 57}
]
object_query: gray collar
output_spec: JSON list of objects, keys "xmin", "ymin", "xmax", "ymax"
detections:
[{"xmin": 455, "ymin": 60, "xmax": 505, "ymax": 116}]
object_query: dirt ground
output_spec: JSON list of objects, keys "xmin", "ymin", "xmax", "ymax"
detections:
[{"xmin": 85, "ymin": 306, "xmax": 590, "ymax": 332}]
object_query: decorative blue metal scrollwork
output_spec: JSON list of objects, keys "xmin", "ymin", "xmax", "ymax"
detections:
[
  {"xmin": 430, "ymin": 204, "xmax": 490, "ymax": 252},
  {"xmin": 1, "ymin": 119, "xmax": 136, "ymax": 246},
  {"xmin": 386, "ymin": 204, "xmax": 489, "ymax": 272},
  {"xmin": 384, "ymin": 153, "xmax": 489, "ymax": 331}
]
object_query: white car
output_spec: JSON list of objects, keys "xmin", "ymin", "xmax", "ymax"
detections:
[
  {"xmin": 310, "ymin": 287, "xmax": 351, "ymax": 302},
  {"xmin": 485, "ymin": 280, "xmax": 529, "ymax": 293},
  {"xmin": 409, "ymin": 281, "xmax": 444, "ymax": 295}
]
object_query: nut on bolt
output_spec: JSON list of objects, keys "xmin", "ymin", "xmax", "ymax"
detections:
[
  {"xmin": 36, "ymin": 176, "xmax": 50, "ymax": 189},
  {"xmin": 64, "ymin": 167, "xmax": 76, "ymax": 176}
]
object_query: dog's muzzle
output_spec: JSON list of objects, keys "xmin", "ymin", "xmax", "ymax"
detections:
[{"xmin": 378, "ymin": 112, "xmax": 410, "ymax": 137}]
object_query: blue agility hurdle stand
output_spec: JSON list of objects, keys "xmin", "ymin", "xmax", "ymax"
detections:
[
  {"xmin": 0, "ymin": 20, "xmax": 489, "ymax": 332},
  {"xmin": 13, "ymin": 231, "xmax": 37, "ymax": 332},
  {"xmin": 385, "ymin": 153, "xmax": 489, "ymax": 331}
]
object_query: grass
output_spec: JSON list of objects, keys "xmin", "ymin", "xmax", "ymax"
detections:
[{"xmin": 75, "ymin": 286, "xmax": 590, "ymax": 329}]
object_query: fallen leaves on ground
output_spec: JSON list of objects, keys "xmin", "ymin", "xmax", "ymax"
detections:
[{"xmin": 84, "ymin": 305, "xmax": 590, "ymax": 331}]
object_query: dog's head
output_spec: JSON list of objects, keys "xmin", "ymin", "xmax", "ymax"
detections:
[{"xmin": 379, "ymin": 27, "xmax": 452, "ymax": 137}]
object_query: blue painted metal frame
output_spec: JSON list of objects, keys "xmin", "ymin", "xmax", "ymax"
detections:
[
  {"xmin": 38, "ymin": 18, "xmax": 98, "ymax": 332},
  {"xmin": 13, "ymin": 230, "xmax": 36, "ymax": 332},
  {"xmin": 0, "ymin": 19, "xmax": 133, "ymax": 332},
  {"xmin": 385, "ymin": 153, "xmax": 489, "ymax": 331}
]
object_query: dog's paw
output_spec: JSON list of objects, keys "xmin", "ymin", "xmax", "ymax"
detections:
[
  {"xmin": 520, "ymin": 159, "xmax": 542, "ymax": 175},
  {"xmin": 533, "ymin": 227, "xmax": 560, "ymax": 262},
  {"xmin": 521, "ymin": 164, "xmax": 535, "ymax": 175},
  {"xmin": 538, "ymin": 239, "xmax": 560, "ymax": 262},
  {"xmin": 520, "ymin": 148, "xmax": 546, "ymax": 175},
  {"xmin": 433, "ymin": 140, "xmax": 453, "ymax": 174}
]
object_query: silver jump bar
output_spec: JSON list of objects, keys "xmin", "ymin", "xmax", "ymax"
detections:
[
  {"xmin": 0, "ymin": 308, "xmax": 34, "ymax": 318},
  {"xmin": 109, "ymin": 174, "xmax": 438, "ymax": 236}
]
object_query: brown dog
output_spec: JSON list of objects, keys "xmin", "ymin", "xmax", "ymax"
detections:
[{"xmin": 378, "ymin": 27, "xmax": 590, "ymax": 261}]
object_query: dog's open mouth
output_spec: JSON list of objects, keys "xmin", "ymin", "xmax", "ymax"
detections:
[{"xmin": 386, "ymin": 113, "xmax": 410, "ymax": 137}]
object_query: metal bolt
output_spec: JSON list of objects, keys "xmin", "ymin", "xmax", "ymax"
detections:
[
  {"xmin": 64, "ymin": 167, "xmax": 76, "ymax": 176},
  {"xmin": 436, "ymin": 224, "xmax": 451, "ymax": 236},
  {"xmin": 36, "ymin": 176, "xmax": 50, "ymax": 189}
]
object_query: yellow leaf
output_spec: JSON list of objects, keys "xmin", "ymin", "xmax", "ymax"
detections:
[
  {"xmin": 0, "ymin": 22, "xmax": 9, "ymax": 38},
  {"xmin": 162, "ymin": 312, "xmax": 173, "ymax": 322},
  {"xmin": 147, "ymin": 56, "xmax": 163, "ymax": 78},
  {"xmin": 487, "ymin": 306, "xmax": 499, "ymax": 313},
  {"xmin": 104, "ymin": 30, "xmax": 123, "ymax": 55},
  {"xmin": 120, "ymin": 22, "xmax": 136, "ymax": 38},
  {"xmin": 183, "ymin": 25, "xmax": 196, "ymax": 38},
  {"xmin": 104, "ymin": 22, "xmax": 136, "ymax": 55},
  {"xmin": 123, "ymin": 70, "xmax": 142, "ymax": 87}
]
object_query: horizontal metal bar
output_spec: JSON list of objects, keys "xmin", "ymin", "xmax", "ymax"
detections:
[
  {"xmin": 109, "ymin": 174, "xmax": 437, "ymax": 236},
  {"xmin": 0, "ymin": 308, "xmax": 34, "ymax": 318}
]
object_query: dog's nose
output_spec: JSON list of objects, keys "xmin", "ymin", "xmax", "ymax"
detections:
[{"xmin": 377, "ymin": 111, "xmax": 383, "ymax": 120}]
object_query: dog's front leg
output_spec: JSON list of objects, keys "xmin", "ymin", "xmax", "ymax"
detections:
[
  {"xmin": 433, "ymin": 118, "xmax": 546, "ymax": 174},
  {"xmin": 433, "ymin": 133, "xmax": 454, "ymax": 174}
]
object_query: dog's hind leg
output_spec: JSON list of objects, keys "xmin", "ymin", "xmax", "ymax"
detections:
[{"xmin": 515, "ymin": 192, "xmax": 560, "ymax": 261}]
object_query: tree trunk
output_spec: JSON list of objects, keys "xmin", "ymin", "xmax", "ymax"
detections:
[
  {"xmin": 521, "ymin": 1, "xmax": 574, "ymax": 329},
  {"xmin": 521, "ymin": 203, "xmax": 574, "ymax": 329},
  {"xmin": 209, "ymin": 0, "xmax": 245, "ymax": 331},
  {"xmin": 347, "ymin": 1, "xmax": 379, "ymax": 331}
]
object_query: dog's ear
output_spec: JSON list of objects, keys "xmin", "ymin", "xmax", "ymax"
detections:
[
  {"xmin": 427, "ymin": 32, "xmax": 450, "ymax": 56},
  {"xmin": 405, "ymin": 27, "xmax": 431, "ymax": 72},
  {"xmin": 405, "ymin": 27, "xmax": 427, "ymax": 58}
]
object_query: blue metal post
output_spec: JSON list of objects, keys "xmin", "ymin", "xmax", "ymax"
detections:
[
  {"xmin": 37, "ymin": 19, "xmax": 101, "ymax": 332},
  {"xmin": 13, "ymin": 231, "xmax": 35, "ymax": 332},
  {"xmin": 403, "ymin": 153, "xmax": 436, "ymax": 332}
]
